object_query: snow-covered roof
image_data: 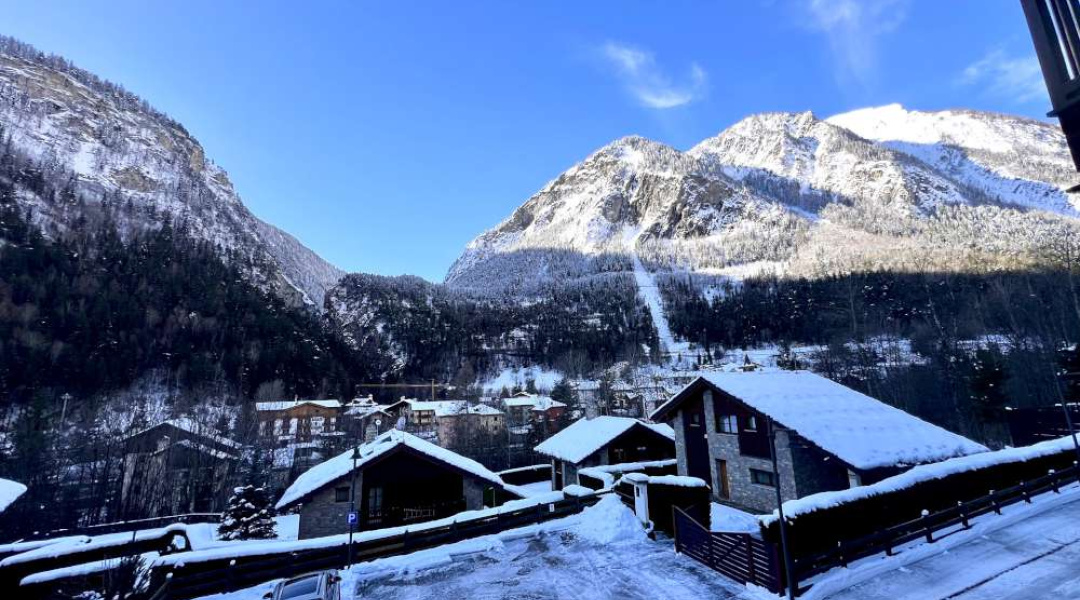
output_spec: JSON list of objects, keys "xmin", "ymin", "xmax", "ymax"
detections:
[
  {"xmin": 344, "ymin": 405, "xmax": 392, "ymax": 418},
  {"xmin": 406, "ymin": 400, "xmax": 503, "ymax": 417},
  {"xmin": 653, "ymin": 371, "xmax": 987, "ymax": 471},
  {"xmin": 255, "ymin": 399, "xmax": 342, "ymax": 412},
  {"xmin": 503, "ymin": 395, "xmax": 567, "ymax": 411},
  {"xmin": 127, "ymin": 418, "xmax": 241, "ymax": 450},
  {"xmin": 276, "ymin": 430, "xmax": 505, "ymax": 509},
  {"xmin": 158, "ymin": 439, "xmax": 238, "ymax": 461},
  {"xmin": 0, "ymin": 477, "xmax": 26, "ymax": 514},
  {"xmin": 534, "ymin": 416, "xmax": 675, "ymax": 464}
]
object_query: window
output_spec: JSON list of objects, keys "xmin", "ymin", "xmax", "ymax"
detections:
[
  {"xmin": 717, "ymin": 414, "xmax": 738, "ymax": 434},
  {"xmin": 311, "ymin": 416, "xmax": 325, "ymax": 433},
  {"xmin": 334, "ymin": 486, "xmax": 350, "ymax": 503},
  {"xmin": 367, "ymin": 486, "xmax": 383, "ymax": 517},
  {"xmin": 750, "ymin": 468, "xmax": 777, "ymax": 487},
  {"xmin": 745, "ymin": 415, "xmax": 758, "ymax": 432}
]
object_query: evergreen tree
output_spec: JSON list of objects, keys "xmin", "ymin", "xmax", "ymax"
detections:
[{"xmin": 218, "ymin": 485, "xmax": 277, "ymax": 541}]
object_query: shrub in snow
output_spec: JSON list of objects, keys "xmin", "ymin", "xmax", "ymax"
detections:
[{"xmin": 218, "ymin": 485, "xmax": 277, "ymax": 541}]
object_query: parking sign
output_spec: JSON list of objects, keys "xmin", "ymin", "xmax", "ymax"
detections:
[{"xmin": 347, "ymin": 511, "xmax": 358, "ymax": 526}]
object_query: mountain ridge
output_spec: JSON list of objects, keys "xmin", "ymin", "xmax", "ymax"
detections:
[
  {"xmin": 445, "ymin": 104, "xmax": 1080, "ymax": 294},
  {"xmin": 0, "ymin": 36, "xmax": 343, "ymax": 308}
]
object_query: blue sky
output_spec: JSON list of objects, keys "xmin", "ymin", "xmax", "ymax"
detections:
[{"xmin": 0, "ymin": 0, "xmax": 1048, "ymax": 281}]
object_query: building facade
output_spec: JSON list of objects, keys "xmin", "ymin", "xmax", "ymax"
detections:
[
  {"xmin": 534, "ymin": 416, "xmax": 676, "ymax": 490},
  {"xmin": 276, "ymin": 431, "xmax": 507, "ymax": 539},
  {"xmin": 256, "ymin": 399, "xmax": 343, "ymax": 445},
  {"xmin": 651, "ymin": 371, "xmax": 988, "ymax": 514}
]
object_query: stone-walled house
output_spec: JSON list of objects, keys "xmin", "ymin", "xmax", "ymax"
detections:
[
  {"xmin": 650, "ymin": 371, "xmax": 988, "ymax": 514},
  {"xmin": 534, "ymin": 416, "xmax": 676, "ymax": 490},
  {"xmin": 275, "ymin": 430, "xmax": 509, "ymax": 539}
]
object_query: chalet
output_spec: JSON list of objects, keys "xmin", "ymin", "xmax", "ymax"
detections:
[
  {"xmin": 275, "ymin": 430, "xmax": 508, "ymax": 538},
  {"xmin": 256, "ymin": 399, "xmax": 343, "ymax": 445},
  {"xmin": 535, "ymin": 416, "xmax": 676, "ymax": 490},
  {"xmin": 120, "ymin": 419, "xmax": 241, "ymax": 517},
  {"xmin": 650, "ymin": 371, "xmax": 988, "ymax": 513}
]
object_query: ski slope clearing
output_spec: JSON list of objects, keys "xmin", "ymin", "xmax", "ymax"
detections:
[{"xmin": 820, "ymin": 490, "xmax": 1080, "ymax": 599}]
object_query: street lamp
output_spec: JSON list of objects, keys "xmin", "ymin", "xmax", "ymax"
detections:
[
  {"xmin": 347, "ymin": 445, "xmax": 360, "ymax": 569},
  {"xmin": 768, "ymin": 417, "xmax": 797, "ymax": 600}
]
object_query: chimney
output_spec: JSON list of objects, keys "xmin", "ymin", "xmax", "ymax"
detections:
[{"xmin": 584, "ymin": 397, "xmax": 599, "ymax": 420}]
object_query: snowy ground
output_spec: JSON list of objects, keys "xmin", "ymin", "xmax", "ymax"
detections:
[
  {"xmin": 195, "ymin": 496, "xmax": 765, "ymax": 600},
  {"xmin": 819, "ymin": 489, "xmax": 1080, "ymax": 600}
]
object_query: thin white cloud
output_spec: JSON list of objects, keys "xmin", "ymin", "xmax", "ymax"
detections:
[
  {"xmin": 803, "ymin": 0, "xmax": 910, "ymax": 89},
  {"xmin": 960, "ymin": 49, "xmax": 1047, "ymax": 104},
  {"xmin": 600, "ymin": 42, "xmax": 707, "ymax": 109}
]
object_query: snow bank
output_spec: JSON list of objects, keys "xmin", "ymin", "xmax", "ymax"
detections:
[
  {"xmin": 276, "ymin": 429, "xmax": 505, "ymax": 509},
  {"xmin": 481, "ymin": 366, "xmax": 563, "ymax": 393},
  {"xmin": 710, "ymin": 503, "xmax": 761, "ymax": 533},
  {"xmin": 0, "ymin": 477, "xmax": 27, "ymax": 513},
  {"xmin": 534, "ymin": 417, "xmax": 674, "ymax": 464},
  {"xmin": 763, "ymin": 433, "xmax": 1080, "ymax": 526},
  {"xmin": 573, "ymin": 495, "xmax": 648, "ymax": 545}
]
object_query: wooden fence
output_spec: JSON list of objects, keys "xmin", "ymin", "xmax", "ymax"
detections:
[
  {"xmin": 15, "ymin": 513, "xmax": 222, "ymax": 544},
  {"xmin": 673, "ymin": 506, "xmax": 783, "ymax": 594},
  {"xmin": 789, "ymin": 464, "xmax": 1080, "ymax": 593},
  {"xmin": 137, "ymin": 493, "xmax": 603, "ymax": 600},
  {"xmin": 0, "ymin": 527, "xmax": 192, "ymax": 593}
]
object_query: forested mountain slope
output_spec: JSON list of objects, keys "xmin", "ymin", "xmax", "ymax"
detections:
[{"xmin": 0, "ymin": 36, "xmax": 342, "ymax": 309}]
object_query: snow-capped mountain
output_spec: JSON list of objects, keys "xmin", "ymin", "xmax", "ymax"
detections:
[
  {"xmin": 447, "ymin": 105, "xmax": 1080, "ymax": 293},
  {"xmin": 0, "ymin": 37, "xmax": 342, "ymax": 307}
]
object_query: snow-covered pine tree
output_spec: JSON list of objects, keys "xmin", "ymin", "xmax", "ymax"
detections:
[{"xmin": 218, "ymin": 485, "xmax": 277, "ymax": 541}]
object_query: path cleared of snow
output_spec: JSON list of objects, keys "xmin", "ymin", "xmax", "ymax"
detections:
[{"xmin": 819, "ymin": 488, "xmax": 1080, "ymax": 600}]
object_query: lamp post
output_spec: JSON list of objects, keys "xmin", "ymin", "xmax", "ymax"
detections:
[
  {"xmin": 768, "ymin": 417, "xmax": 796, "ymax": 600},
  {"xmin": 347, "ymin": 445, "xmax": 360, "ymax": 569}
]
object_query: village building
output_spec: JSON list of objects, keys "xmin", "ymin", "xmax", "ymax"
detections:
[
  {"xmin": 275, "ymin": 430, "xmax": 510, "ymax": 538},
  {"xmin": 119, "ymin": 419, "xmax": 241, "ymax": 517},
  {"xmin": 401, "ymin": 399, "xmax": 505, "ymax": 447},
  {"xmin": 256, "ymin": 399, "xmax": 344, "ymax": 445},
  {"xmin": 343, "ymin": 398, "xmax": 395, "ymax": 443},
  {"xmin": 502, "ymin": 392, "xmax": 567, "ymax": 435},
  {"xmin": 650, "ymin": 371, "xmax": 989, "ymax": 514},
  {"xmin": 534, "ymin": 416, "xmax": 676, "ymax": 490}
]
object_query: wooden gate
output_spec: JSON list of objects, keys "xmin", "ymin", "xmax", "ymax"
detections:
[{"xmin": 673, "ymin": 507, "xmax": 784, "ymax": 594}]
